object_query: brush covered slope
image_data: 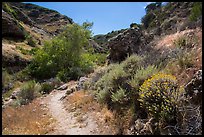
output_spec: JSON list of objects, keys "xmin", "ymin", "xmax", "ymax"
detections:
[{"xmin": 2, "ymin": 2, "xmax": 202, "ymax": 135}]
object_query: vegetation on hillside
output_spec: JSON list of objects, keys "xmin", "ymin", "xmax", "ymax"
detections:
[
  {"xmin": 2, "ymin": 2, "xmax": 202, "ymax": 135},
  {"xmin": 86, "ymin": 27, "xmax": 202, "ymax": 134},
  {"xmin": 93, "ymin": 28, "xmax": 127, "ymax": 46},
  {"xmin": 27, "ymin": 22, "xmax": 106, "ymax": 82},
  {"xmin": 189, "ymin": 2, "xmax": 202, "ymax": 21}
]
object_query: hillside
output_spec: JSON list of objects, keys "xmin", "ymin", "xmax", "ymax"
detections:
[
  {"xmin": 2, "ymin": 2, "xmax": 202, "ymax": 135},
  {"xmin": 2, "ymin": 2, "xmax": 74, "ymax": 72}
]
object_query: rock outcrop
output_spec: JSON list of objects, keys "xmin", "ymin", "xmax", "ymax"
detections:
[
  {"xmin": 89, "ymin": 39, "xmax": 107, "ymax": 53},
  {"xmin": 2, "ymin": 2, "xmax": 74, "ymax": 40},
  {"xmin": 2, "ymin": 11, "xmax": 25, "ymax": 39},
  {"xmin": 8, "ymin": 2, "xmax": 73, "ymax": 36},
  {"xmin": 106, "ymin": 28, "xmax": 152, "ymax": 63}
]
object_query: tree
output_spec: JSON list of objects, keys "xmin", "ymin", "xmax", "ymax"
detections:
[
  {"xmin": 28, "ymin": 22, "xmax": 94, "ymax": 81},
  {"xmin": 145, "ymin": 2, "xmax": 162, "ymax": 13},
  {"xmin": 130, "ymin": 23, "xmax": 138, "ymax": 29},
  {"xmin": 141, "ymin": 12, "xmax": 156, "ymax": 29}
]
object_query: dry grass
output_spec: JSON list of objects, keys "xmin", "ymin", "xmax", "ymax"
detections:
[
  {"xmin": 22, "ymin": 23, "xmax": 40, "ymax": 38},
  {"xmin": 162, "ymin": 28, "xmax": 202, "ymax": 86},
  {"xmin": 63, "ymin": 90, "xmax": 137, "ymax": 134},
  {"xmin": 155, "ymin": 29, "xmax": 199, "ymax": 50},
  {"xmin": 43, "ymin": 24, "xmax": 59, "ymax": 33},
  {"xmin": 2, "ymin": 98, "xmax": 54, "ymax": 135},
  {"xmin": 2, "ymin": 43, "xmax": 32, "ymax": 61}
]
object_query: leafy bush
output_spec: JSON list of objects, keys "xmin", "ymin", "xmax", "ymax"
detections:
[
  {"xmin": 41, "ymin": 82, "xmax": 54, "ymax": 94},
  {"xmin": 28, "ymin": 23, "xmax": 95, "ymax": 81},
  {"xmin": 130, "ymin": 23, "xmax": 141, "ymax": 29},
  {"xmin": 177, "ymin": 51, "xmax": 194, "ymax": 70},
  {"xmin": 94, "ymin": 55, "xmax": 151, "ymax": 108},
  {"xmin": 2, "ymin": 2, "xmax": 17, "ymax": 19},
  {"xmin": 95, "ymin": 64, "xmax": 129, "ymax": 105},
  {"xmin": 18, "ymin": 80, "xmax": 42, "ymax": 105},
  {"xmin": 13, "ymin": 68, "xmax": 31, "ymax": 82},
  {"xmin": 120, "ymin": 54, "xmax": 144, "ymax": 75},
  {"xmin": 145, "ymin": 2, "xmax": 162, "ymax": 13},
  {"xmin": 111, "ymin": 87, "xmax": 127, "ymax": 104},
  {"xmin": 141, "ymin": 12, "xmax": 156, "ymax": 29},
  {"xmin": 189, "ymin": 2, "xmax": 202, "ymax": 21},
  {"xmin": 129, "ymin": 65, "xmax": 159, "ymax": 92},
  {"xmin": 139, "ymin": 73, "xmax": 181, "ymax": 122}
]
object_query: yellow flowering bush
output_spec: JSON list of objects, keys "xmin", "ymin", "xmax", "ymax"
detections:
[{"xmin": 139, "ymin": 73, "xmax": 180, "ymax": 121}]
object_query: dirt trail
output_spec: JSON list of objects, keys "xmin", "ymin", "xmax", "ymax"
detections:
[{"xmin": 42, "ymin": 89, "xmax": 100, "ymax": 135}]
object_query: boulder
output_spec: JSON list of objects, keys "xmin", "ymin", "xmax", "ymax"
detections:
[
  {"xmin": 66, "ymin": 84, "xmax": 78, "ymax": 95},
  {"xmin": 106, "ymin": 28, "xmax": 151, "ymax": 63},
  {"xmin": 57, "ymin": 83, "xmax": 68, "ymax": 90},
  {"xmin": 77, "ymin": 77, "xmax": 88, "ymax": 90},
  {"xmin": 129, "ymin": 118, "xmax": 158, "ymax": 135}
]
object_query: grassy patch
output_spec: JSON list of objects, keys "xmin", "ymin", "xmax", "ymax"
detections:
[
  {"xmin": 18, "ymin": 80, "xmax": 42, "ymax": 105},
  {"xmin": 2, "ymin": 99, "xmax": 54, "ymax": 135}
]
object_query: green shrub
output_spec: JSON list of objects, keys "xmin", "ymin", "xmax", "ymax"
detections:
[
  {"xmin": 41, "ymin": 82, "xmax": 54, "ymax": 94},
  {"xmin": 29, "ymin": 47, "xmax": 39, "ymax": 55},
  {"xmin": 120, "ymin": 54, "xmax": 144, "ymax": 75},
  {"xmin": 130, "ymin": 23, "xmax": 141, "ymax": 29},
  {"xmin": 189, "ymin": 2, "xmax": 202, "ymax": 21},
  {"xmin": 18, "ymin": 80, "xmax": 42, "ymax": 105},
  {"xmin": 111, "ymin": 87, "xmax": 127, "ymax": 104},
  {"xmin": 139, "ymin": 73, "xmax": 181, "ymax": 122},
  {"xmin": 177, "ymin": 52, "xmax": 194, "ymax": 70},
  {"xmin": 141, "ymin": 12, "xmax": 156, "ymax": 29},
  {"xmin": 173, "ymin": 36, "xmax": 194, "ymax": 49},
  {"xmin": 28, "ymin": 23, "xmax": 95, "ymax": 81},
  {"xmin": 94, "ymin": 54, "xmax": 147, "ymax": 108},
  {"xmin": 16, "ymin": 46, "xmax": 30, "ymax": 55},
  {"xmin": 129, "ymin": 65, "xmax": 159, "ymax": 92},
  {"xmin": 95, "ymin": 64, "xmax": 129, "ymax": 105},
  {"xmin": 14, "ymin": 68, "xmax": 31, "ymax": 82},
  {"xmin": 145, "ymin": 2, "xmax": 162, "ymax": 13},
  {"xmin": 173, "ymin": 35, "xmax": 199, "ymax": 50},
  {"xmin": 92, "ymin": 53, "xmax": 107, "ymax": 66},
  {"xmin": 2, "ymin": 2, "xmax": 17, "ymax": 19}
]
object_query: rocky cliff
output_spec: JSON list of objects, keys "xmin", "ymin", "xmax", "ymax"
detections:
[{"xmin": 106, "ymin": 2, "xmax": 202, "ymax": 63}]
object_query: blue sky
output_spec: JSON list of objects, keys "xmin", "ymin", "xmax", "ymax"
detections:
[{"xmin": 25, "ymin": 2, "xmax": 153, "ymax": 35}]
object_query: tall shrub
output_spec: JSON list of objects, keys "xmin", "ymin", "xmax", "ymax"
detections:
[{"xmin": 28, "ymin": 22, "xmax": 94, "ymax": 81}]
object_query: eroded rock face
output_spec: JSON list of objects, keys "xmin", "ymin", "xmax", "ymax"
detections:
[
  {"xmin": 106, "ymin": 28, "xmax": 152, "ymax": 63},
  {"xmin": 11, "ymin": 5, "xmax": 35, "ymax": 26},
  {"xmin": 2, "ymin": 11, "xmax": 25, "ymax": 39},
  {"xmin": 185, "ymin": 70, "xmax": 202, "ymax": 106},
  {"xmin": 89, "ymin": 39, "xmax": 107, "ymax": 53},
  {"xmin": 9, "ymin": 2, "xmax": 73, "ymax": 36}
]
